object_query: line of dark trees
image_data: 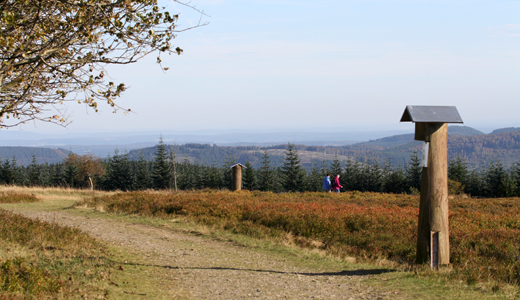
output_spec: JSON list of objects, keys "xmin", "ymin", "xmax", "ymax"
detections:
[{"xmin": 0, "ymin": 140, "xmax": 519, "ymax": 198}]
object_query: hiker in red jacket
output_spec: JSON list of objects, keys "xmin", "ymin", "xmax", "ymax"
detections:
[{"xmin": 331, "ymin": 174, "xmax": 342, "ymax": 193}]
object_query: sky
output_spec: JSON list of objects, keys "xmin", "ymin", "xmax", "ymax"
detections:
[{"xmin": 16, "ymin": 0, "xmax": 520, "ymax": 135}]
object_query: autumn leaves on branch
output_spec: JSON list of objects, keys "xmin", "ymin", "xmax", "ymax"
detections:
[{"xmin": 0, "ymin": 0, "xmax": 206, "ymax": 128}]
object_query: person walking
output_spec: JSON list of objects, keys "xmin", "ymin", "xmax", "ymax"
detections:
[
  {"xmin": 332, "ymin": 174, "xmax": 342, "ymax": 193},
  {"xmin": 322, "ymin": 173, "xmax": 331, "ymax": 192}
]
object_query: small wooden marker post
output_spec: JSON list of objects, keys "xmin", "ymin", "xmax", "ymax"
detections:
[
  {"xmin": 400, "ymin": 106, "xmax": 463, "ymax": 268},
  {"xmin": 230, "ymin": 163, "xmax": 246, "ymax": 191}
]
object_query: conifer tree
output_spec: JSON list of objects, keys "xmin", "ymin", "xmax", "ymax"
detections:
[
  {"xmin": 207, "ymin": 161, "xmax": 220, "ymax": 189},
  {"xmin": 152, "ymin": 138, "xmax": 172, "ymax": 189},
  {"xmin": 405, "ymin": 151, "xmax": 422, "ymax": 192},
  {"xmin": 306, "ymin": 160, "xmax": 322, "ymax": 192},
  {"xmin": 28, "ymin": 154, "xmax": 40, "ymax": 186},
  {"xmin": 512, "ymin": 162, "xmax": 520, "ymax": 197},
  {"xmin": 177, "ymin": 157, "xmax": 196, "ymax": 190},
  {"xmin": 0, "ymin": 158, "xmax": 14, "ymax": 185},
  {"xmin": 135, "ymin": 151, "xmax": 151, "ymax": 190},
  {"xmin": 331, "ymin": 155, "xmax": 342, "ymax": 177},
  {"xmin": 258, "ymin": 149, "xmax": 275, "ymax": 191},
  {"xmin": 103, "ymin": 150, "xmax": 134, "ymax": 191},
  {"xmin": 243, "ymin": 161, "xmax": 257, "ymax": 191},
  {"xmin": 382, "ymin": 167, "xmax": 407, "ymax": 194},
  {"xmin": 343, "ymin": 157, "xmax": 360, "ymax": 191},
  {"xmin": 281, "ymin": 143, "xmax": 305, "ymax": 192},
  {"xmin": 465, "ymin": 168, "xmax": 483, "ymax": 197},
  {"xmin": 484, "ymin": 160, "xmax": 506, "ymax": 197},
  {"xmin": 448, "ymin": 156, "xmax": 468, "ymax": 187}
]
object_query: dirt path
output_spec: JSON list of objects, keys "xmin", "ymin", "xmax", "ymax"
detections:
[{"xmin": 13, "ymin": 209, "xmax": 396, "ymax": 299}]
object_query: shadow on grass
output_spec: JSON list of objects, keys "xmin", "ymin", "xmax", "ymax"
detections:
[{"xmin": 119, "ymin": 261, "xmax": 394, "ymax": 277}]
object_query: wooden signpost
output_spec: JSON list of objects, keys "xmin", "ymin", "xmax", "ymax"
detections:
[
  {"xmin": 400, "ymin": 106, "xmax": 463, "ymax": 267},
  {"xmin": 230, "ymin": 163, "xmax": 246, "ymax": 191}
]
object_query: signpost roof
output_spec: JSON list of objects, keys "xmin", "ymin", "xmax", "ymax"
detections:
[
  {"xmin": 229, "ymin": 163, "xmax": 247, "ymax": 169},
  {"xmin": 400, "ymin": 106, "xmax": 463, "ymax": 123}
]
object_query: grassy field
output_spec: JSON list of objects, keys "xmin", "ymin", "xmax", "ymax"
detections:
[
  {"xmin": 2, "ymin": 186, "xmax": 520, "ymax": 298},
  {"xmin": 0, "ymin": 187, "xmax": 189, "ymax": 299},
  {"xmin": 78, "ymin": 189, "xmax": 520, "ymax": 292}
]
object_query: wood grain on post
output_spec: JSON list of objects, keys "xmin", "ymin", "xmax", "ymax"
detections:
[
  {"xmin": 416, "ymin": 166, "xmax": 430, "ymax": 264},
  {"xmin": 426, "ymin": 123, "xmax": 450, "ymax": 265}
]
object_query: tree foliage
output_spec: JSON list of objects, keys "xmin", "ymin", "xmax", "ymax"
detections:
[
  {"xmin": 151, "ymin": 137, "xmax": 171, "ymax": 189},
  {"xmin": 4, "ymin": 138, "xmax": 520, "ymax": 198},
  {"xmin": 281, "ymin": 143, "xmax": 305, "ymax": 192},
  {"xmin": 0, "ymin": 0, "xmax": 205, "ymax": 127},
  {"xmin": 102, "ymin": 150, "xmax": 133, "ymax": 191},
  {"xmin": 64, "ymin": 153, "xmax": 104, "ymax": 190}
]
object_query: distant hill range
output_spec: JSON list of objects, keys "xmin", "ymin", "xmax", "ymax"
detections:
[
  {"xmin": 0, "ymin": 147, "xmax": 70, "ymax": 166},
  {"xmin": 3, "ymin": 126, "xmax": 519, "ymax": 169},
  {"xmin": 126, "ymin": 126, "xmax": 519, "ymax": 169}
]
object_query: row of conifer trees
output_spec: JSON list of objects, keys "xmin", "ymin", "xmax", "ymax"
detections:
[{"xmin": 0, "ymin": 140, "xmax": 518, "ymax": 198}]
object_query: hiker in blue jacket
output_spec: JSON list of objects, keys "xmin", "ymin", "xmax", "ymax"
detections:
[{"xmin": 322, "ymin": 173, "xmax": 331, "ymax": 192}]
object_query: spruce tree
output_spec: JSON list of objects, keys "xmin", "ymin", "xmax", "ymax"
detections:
[
  {"xmin": 343, "ymin": 157, "xmax": 360, "ymax": 191},
  {"xmin": 152, "ymin": 137, "xmax": 172, "ymax": 190},
  {"xmin": 258, "ymin": 149, "xmax": 275, "ymax": 191},
  {"xmin": 448, "ymin": 156, "xmax": 468, "ymax": 187},
  {"xmin": 221, "ymin": 156, "xmax": 236, "ymax": 190},
  {"xmin": 281, "ymin": 143, "xmax": 305, "ymax": 192},
  {"xmin": 513, "ymin": 162, "xmax": 520, "ymax": 197},
  {"xmin": 367, "ymin": 158, "xmax": 383, "ymax": 192},
  {"xmin": 103, "ymin": 150, "xmax": 134, "ymax": 191},
  {"xmin": 484, "ymin": 160, "xmax": 506, "ymax": 197},
  {"xmin": 243, "ymin": 161, "xmax": 257, "ymax": 191},
  {"xmin": 178, "ymin": 157, "xmax": 196, "ymax": 190},
  {"xmin": 382, "ymin": 167, "xmax": 407, "ymax": 194},
  {"xmin": 135, "ymin": 151, "xmax": 152, "ymax": 190},
  {"xmin": 465, "ymin": 168, "xmax": 483, "ymax": 197},
  {"xmin": 50, "ymin": 163, "xmax": 66, "ymax": 187},
  {"xmin": 207, "ymin": 161, "xmax": 220, "ymax": 189},
  {"xmin": 330, "ymin": 155, "xmax": 342, "ymax": 177},
  {"xmin": 28, "ymin": 154, "xmax": 40, "ymax": 186},
  {"xmin": 306, "ymin": 160, "xmax": 322, "ymax": 192},
  {"xmin": 405, "ymin": 151, "xmax": 422, "ymax": 193}
]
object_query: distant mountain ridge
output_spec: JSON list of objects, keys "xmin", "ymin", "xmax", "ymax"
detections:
[
  {"xmin": 491, "ymin": 127, "xmax": 520, "ymax": 134},
  {"xmin": 2, "ymin": 126, "xmax": 519, "ymax": 168},
  {"xmin": 0, "ymin": 147, "xmax": 70, "ymax": 166},
  {"xmin": 355, "ymin": 125, "xmax": 484, "ymax": 148}
]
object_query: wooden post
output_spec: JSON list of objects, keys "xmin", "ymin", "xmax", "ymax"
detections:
[
  {"xmin": 231, "ymin": 165, "xmax": 242, "ymax": 191},
  {"xmin": 426, "ymin": 123, "xmax": 449, "ymax": 265},
  {"xmin": 401, "ymin": 106, "xmax": 461, "ymax": 267},
  {"xmin": 416, "ymin": 123, "xmax": 450, "ymax": 266}
]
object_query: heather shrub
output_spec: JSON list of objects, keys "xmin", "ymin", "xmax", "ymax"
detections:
[
  {"xmin": 0, "ymin": 192, "xmax": 39, "ymax": 203},
  {"xmin": 81, "ymin": 190, "xmax": 520, "ymax": 286}
]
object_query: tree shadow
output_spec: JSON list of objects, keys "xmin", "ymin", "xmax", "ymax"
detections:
[{"xmin": 118, "ymin": 261, "xmax": 394, "ymax": 277}]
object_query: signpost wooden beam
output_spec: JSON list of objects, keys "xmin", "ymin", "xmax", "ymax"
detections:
[{"xmin": 400, "ymin": 106, "xmax": 463, "ymax": 267}]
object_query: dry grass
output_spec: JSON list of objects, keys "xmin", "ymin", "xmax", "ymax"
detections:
[{"xmin": 0, "ymin": 186, "xmax": 185, "ymax": 299}]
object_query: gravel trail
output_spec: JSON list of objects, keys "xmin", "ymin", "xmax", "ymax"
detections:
[{"xmin": 12, "ymin": 210, "xmax": 397, "ymax": 299}]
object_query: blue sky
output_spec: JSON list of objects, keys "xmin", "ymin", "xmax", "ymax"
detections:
[{"xmin": 22, "ymin": 0, "xmax": 520, "ymax": 134}]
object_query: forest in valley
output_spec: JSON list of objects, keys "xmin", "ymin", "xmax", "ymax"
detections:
[
  {"xmin": 0, "ymin": 138, "xmax": 519, "ymax": 198},
  {"xmin": 121, "ymin": 129, "xmax": 520, "ymax": 170}
]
